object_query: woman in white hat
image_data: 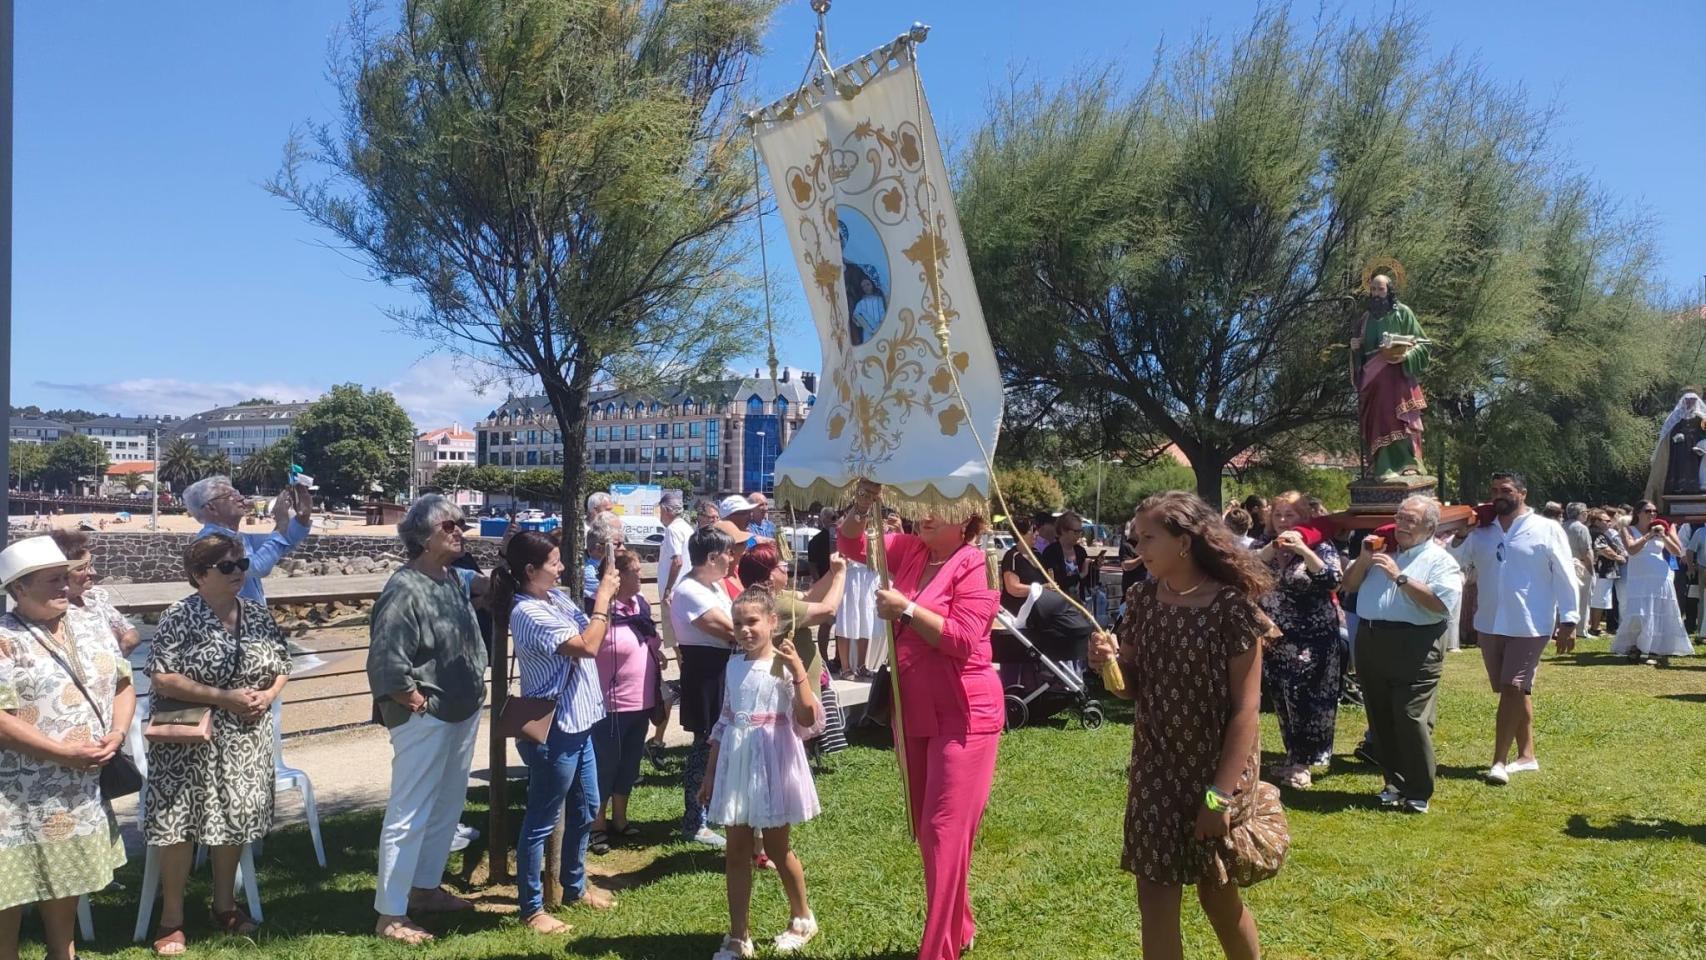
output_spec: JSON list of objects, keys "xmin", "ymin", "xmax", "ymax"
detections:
[{"xmin": 0, "ymin": 536, "xmax": 135, "ymax": 960}]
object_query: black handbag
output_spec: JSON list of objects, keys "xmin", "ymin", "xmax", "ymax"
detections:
[{"xmin": 24, "ymin": 620, "xmax": 144, "ymax": 800}]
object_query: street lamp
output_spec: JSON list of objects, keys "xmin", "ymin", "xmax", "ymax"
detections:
[{"xmin": 1094, "ymin": 457, "xmax": 1123, "ymax": 545}]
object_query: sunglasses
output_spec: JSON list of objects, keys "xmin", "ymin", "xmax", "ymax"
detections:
[
  {"xmin": 439, "ymin": 519, "xmax": 468, "ymax": 534},
  {"xmin": 202, "ymin": 557, "xmax": 252, "ymax": 576}
]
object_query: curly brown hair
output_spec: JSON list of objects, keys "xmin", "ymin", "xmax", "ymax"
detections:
[{"xmin": 1138, "ymin": 491, "xmax": 1274, "ymax": 597}]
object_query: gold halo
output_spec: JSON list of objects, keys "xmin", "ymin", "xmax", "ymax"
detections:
[{"xmin": 1361, "ymin": 257, "xmax": 1407, "ymax": 293}]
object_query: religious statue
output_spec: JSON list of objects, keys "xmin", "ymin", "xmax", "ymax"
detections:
[
  {"xmin": 1644, "ymin": 390, "xmax": 1706, "ymax": 503},
  {"xmin": 1351, "ymin": 267, "xmax": 1430, "ymax": 483}
]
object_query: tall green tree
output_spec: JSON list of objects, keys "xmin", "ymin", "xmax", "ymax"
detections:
[
  {"xmin": 959, "ymin": 13, "xmax": 1572, "ymax": 507},
  {"xmin": 8, "ymin": 442, "xmax": 46, "ymax": 489},
  {"xmin": 268, "ymin": 0, "xmax": 773, "ymax": 579},
  {"xmin": 236, "ymin": 440, "xmax": 297, "ymax": 494},
  {"xmin": 157, "ymin": 437, "xmax": 203, "ymax": 491},
  {"xmin": 43, "ymin": 435, "xmax": 110, "ymax": 493},
  {"xmin": 292, "ymin": 385, "xmax": 416, "ymax": 504},
  {"xmin": 427, "ymin": 463, "xmax": 480, "ymax": 496}
]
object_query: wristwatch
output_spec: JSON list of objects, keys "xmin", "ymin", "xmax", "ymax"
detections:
[
  {"xmin": 1395, "ymin": 574, "xmax": 1410, "ymax": 587},
  {"xmin": 899, "ymin": 600, "xmax": 917, "ymax": 625}
]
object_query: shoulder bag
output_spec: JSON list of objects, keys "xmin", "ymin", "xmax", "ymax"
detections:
[
  {"xmin": 145, "ymin": 605, "xmax": 247, "ymax": 745},
  {"xmin": 495, "ymin": 598, "xmax": 571, "ymax": 745}
]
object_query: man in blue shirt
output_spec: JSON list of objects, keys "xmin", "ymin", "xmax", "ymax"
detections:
[
  {"xmin": 185, "ymin": 475, "xmax": 313, "ymax": 604},
  {"xmin": 746, "ymin": 492, "xmax": 777, "ymax": 540}
]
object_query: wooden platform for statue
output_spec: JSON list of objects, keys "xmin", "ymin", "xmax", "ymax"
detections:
[
  {"xmin": 1661, "ymin": 494, "xmax": 1706, "ymax": 520},
  {"xmin": 1328, "ymin": 503, "xmax": 1473, "ymax": 536},
  {"xmin": 1346, "ymin": 474, "xmax": 1438, "ymax": 514}
]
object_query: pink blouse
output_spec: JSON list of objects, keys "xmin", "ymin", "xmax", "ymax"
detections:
[{"xmin": 838, "ymin": 529, "xmax": 1002, "ymax": 737}]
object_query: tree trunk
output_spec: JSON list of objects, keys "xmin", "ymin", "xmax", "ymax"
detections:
[
  {"xmin": 537, "ymin": 374, "xmax": 593, "ymax": 911},
  {"xmin": 1194, "ymin": 456, "xmax": 1226, "ymax": 510}
]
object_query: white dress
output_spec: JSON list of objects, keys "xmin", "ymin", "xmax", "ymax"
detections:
[
  {"xmin": 707, "ymin": 655, "xmax": 824, "ymax": 829},
  {"xmin": 1612, "ymin": 535, "xmax": 1694, "ymax": 657},
  {"xmin": 835, "ymin": 558, "xmax": 882, "ymax": 644}
]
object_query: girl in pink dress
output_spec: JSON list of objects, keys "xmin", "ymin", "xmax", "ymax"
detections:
[{"xmin": 697, "ymin": 587, "xmax": 826, "ymax": 960}]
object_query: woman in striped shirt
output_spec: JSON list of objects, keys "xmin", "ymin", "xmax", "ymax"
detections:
[{"xmin": 492, "ymin": 531, "xmax": 620, "ymax": 934}]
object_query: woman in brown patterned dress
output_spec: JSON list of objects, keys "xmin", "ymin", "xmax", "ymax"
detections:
[{"xmin": 1090, "ymin": 491, "xmax": 1277, "ymax": 960}]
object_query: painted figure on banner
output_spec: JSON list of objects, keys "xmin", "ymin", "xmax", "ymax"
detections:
[
  {"xmin": 1644, "ymin": 390, "xmax": 1706, "ymax": 502},
  {"xmin": 840, "ymin": 210, "xmax": 890, "ymax": 346},
  {"xmin": 1351, "ymin": 269, "xmax": 1430, "ymax": 482}
]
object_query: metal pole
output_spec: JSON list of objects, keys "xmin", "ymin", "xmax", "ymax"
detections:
[
  {"xmin": 150, "ymin": 428, "xmax": 159, "ymax": 531},
  {"xmin": 0, "ymin": 0, "xmax": 12, "ymax": 548},
  {"xmin": 1094, "ymin": 459, "xmax": 1103, "ymax": 544}
]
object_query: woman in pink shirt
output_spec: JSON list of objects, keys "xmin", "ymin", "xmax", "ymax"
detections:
[
  {"xmin": 589, "ymin": 549, "xmax": 662, "ymax": 854},
  {"xmin": 838, "ymin": 482, "xmax": 1001, "ymax": 960}
]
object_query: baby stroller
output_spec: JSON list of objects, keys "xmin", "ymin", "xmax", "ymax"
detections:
[{"xmin": 991, "ymin": 584, "xmax": 1104, "ymax": 730}]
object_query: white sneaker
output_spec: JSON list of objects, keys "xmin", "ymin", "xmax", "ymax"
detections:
[
  {"xmin": 449, "ymin": 822, "xmax": 480, "ymax": 852},
  {"xmin": 1485, "ymin": 763, "xmax": 1509, "ymax": 786},
  {"xmin": 773, "ymin": 915, "xmax": 819, "ymax": 953},
  {"xmin": 712, "ymin": 935, "xmax": 755, "ymax": 960},
  {"xmin": 1506, "ymin": 758, "xmax": 1540, "ymax": 775},
  {"xmin": 688, "ymin": 827, "xmax": 727, "ymax": 849},
  {"xmin": 1376, "ymin": 786, "xmax": 1403, "ymax": 807},
  {"xmin": 1402, "ymin": 798, "xmax": 1430, "ymax": 814}
]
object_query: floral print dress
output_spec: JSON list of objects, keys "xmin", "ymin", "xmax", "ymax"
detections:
[
  {"xmin": 1118, "ymin": 584, "xmax": 1271, "ymax": 886},
  {"xmin": 1258, "ymin": 541, "xmax": 1344, "ymax": 767},
  {"xmin": 144, "ymin": 596, "xmax": 291, "ymax": 847},
  {"xmin": 0, "ymin": 609, "xmax": 128, "ymax": 910}
]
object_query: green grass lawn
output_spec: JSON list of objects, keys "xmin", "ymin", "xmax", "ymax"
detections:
[{"xmin": 41, "ymin": 636, "xmax": 1706, "ymax": 959}]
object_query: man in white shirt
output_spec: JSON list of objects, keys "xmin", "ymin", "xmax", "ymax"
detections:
[
  {"xmin": 1684, "ymin": 522, "xmax": 1706, "ymax": 640},
  {"xmin": 1343, "ymin": 496, "xmax": 1463, "ymax": 814},
  {"xmin": 1453, "ymin": 472, "xmax": 1579, "ymax": 786},
  {"xmin": 653, "ymin": 490, "xmax": 694, "ymax": 644}
]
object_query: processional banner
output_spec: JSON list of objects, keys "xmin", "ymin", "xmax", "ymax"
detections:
[{"xmin": 752, "ymin": 47, "xmax": 1002, "ymax": 518}]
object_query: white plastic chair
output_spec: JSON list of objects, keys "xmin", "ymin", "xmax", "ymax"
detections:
[
  {"xmin": 270, "ymin": 698, "xmax": 326, "ymax": 868},
  {"xmin": 132, "ymin": 843, "xmax": 262, "ymax": 942},
  {"xmin": 76, "ymin": 896, "xmax": 94, "ymax": 940}
]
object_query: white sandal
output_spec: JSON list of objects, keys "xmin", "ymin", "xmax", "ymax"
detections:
[
  {"xmin": 774, "ymin": 915, "xmax": 819, "ymax": 953},
  {"xmin": 712, "ymin": 935, "xmax": 755, "ymax": 960}
]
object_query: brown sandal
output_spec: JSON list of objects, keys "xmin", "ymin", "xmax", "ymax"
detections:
[
  {"xmin": 210, "ymin": 907, "xmax": 259, "ymax": 937},
  {"xmin": 152, "ymin": 925, "xmax": 187, "ymax": 956}
]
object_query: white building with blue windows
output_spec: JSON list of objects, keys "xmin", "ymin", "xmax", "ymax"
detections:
[{"xmin": 475, "ymin": 370, "xmax": 816, "ymax": 495}]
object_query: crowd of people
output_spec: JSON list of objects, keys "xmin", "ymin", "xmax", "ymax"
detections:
[{"xmin": 3, "ymin": 466, "xmax": 1691, "ymax": 960}]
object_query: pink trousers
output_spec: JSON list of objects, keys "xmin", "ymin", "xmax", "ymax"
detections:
[{"xmin": 905, "ymin": 732, "xmax": 1001, "ymax": 960}]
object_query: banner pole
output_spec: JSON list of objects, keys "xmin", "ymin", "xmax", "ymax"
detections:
[{"xmin": 868, "ymin": 504, "xmax": 914, "ymax": 839}]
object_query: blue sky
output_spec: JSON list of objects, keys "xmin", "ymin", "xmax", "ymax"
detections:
[{"xmin": 15, "ymin": 1, "xmax": 1704, "ymax": 429}]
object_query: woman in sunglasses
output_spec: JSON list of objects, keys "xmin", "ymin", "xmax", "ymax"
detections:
[
  {"xmin": 367, "ymin": 496, "xmax": 489, "ymax": 945},
  {"xmin": 143, "ymin": 533, "xmax": 292, "ymax": 954}
]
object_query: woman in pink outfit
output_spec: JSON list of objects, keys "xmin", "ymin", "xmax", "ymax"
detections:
[{"xmin": 838, "ymin": 481, "xmax": 1002, "ymax": 960}]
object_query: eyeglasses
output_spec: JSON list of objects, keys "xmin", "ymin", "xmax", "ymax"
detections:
[
  {"xmin": 203, "ymin": 558, "xmax": 252, "ymax": 576},
  {"xmin": 438, "ymin": 519, "xmax": 467, "ymax": 534},
  {"xmin": 1495, "ymin": 541, "xmax": 1505, "ymax": 563}
]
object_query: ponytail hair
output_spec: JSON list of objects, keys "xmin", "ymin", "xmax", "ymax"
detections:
[
  {"xmin": 489, "ymin": 531, "xmax": 559, "ymax": 654},
  {"xmin": 730, "ymin": 582, "xmax": 778, "ymax": 619}
]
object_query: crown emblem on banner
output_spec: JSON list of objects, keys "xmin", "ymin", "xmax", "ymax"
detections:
[{"xmin": 828, "ymin": 148, "xmax": 858, "ymax": 181}]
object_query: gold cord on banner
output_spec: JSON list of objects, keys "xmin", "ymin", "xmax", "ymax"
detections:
[{"xmin": 903, "ymin": 61, "xmax": 1125, "ymax": 695}]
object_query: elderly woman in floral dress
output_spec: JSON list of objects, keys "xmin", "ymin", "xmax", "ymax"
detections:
[{"xmin": 0, "ymin": 537, "xmax": 135, "ymax": 960}]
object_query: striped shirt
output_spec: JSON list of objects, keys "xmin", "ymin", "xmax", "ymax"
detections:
[{"xmin": 511, "ymin": 589, "xmax": 606, "ymax": 735}]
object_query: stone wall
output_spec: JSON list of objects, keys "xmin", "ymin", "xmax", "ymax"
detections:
[{"xmin": 84, "ymin": 531, "xmax": 504, "ymax": 584}]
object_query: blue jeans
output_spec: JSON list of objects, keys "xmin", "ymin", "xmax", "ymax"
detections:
[
  {"xmin": 516, "ymin": 725, "xmax": 599, "ymax": 916},
  {"xmin": 592, "ymin": 709, "xmax": 651, "ymax": 801}
]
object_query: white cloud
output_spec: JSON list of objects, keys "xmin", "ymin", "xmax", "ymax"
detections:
[{"xmin": 31, "ymin": 355, "xmax": 539, "ymax": 430}]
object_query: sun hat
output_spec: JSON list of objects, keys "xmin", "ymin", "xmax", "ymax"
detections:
[
  {"xmin": 718, "ymin": 494, "xmax": 757, "ymax": 519},
  {"xmin": 0, "ymin": 536, "xmax": 73, "ymax": 588}
]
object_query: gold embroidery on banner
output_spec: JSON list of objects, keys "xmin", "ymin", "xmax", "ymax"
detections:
[{"xmin": 779, "ymin": 112, "xmax": 967, "ymax": 472}]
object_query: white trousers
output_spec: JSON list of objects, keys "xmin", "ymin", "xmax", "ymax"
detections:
[{"xmin": 373, "ymin": 711, "xmax": 481, "ymax": 915}]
